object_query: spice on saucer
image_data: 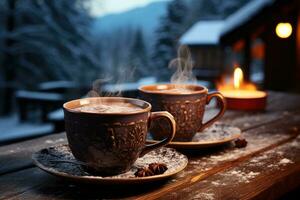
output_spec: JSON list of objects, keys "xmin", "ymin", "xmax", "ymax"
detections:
[
  {"xmin": 134, "ymin": 167, "xmax": 154, "ymax": 177},
  {"xmin": 148, "ymin": 163, "xmax": 168, "ymax": 175},
  {"xmin": 235, "ymin": 138, "xmax": 248, "ymax": 148},
  {"xmin": 134, "ymin": 163, "xmax": 168, "ymax": 177}
]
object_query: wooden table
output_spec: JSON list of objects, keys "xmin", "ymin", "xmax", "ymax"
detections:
[{"xmin": 1, "ymin": 92, "xmax": 300, "ymax": 200}]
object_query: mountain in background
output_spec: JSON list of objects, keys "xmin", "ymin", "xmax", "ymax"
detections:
[{"xmin": 91, "ymin": 1, "xmax": 169, "ymax": 38}]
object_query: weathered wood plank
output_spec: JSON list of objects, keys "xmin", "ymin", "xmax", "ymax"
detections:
[
  {"xmin": 1, "ymin": 92, "xmax": 299, "ymax": 175},
  {"xmin": 132, "ymin": 114, "xmax": 300, "ymax": 200},
  {"xmin": 0, "ymin": 110, "xmax": 290, "ymax": 176},
  {"xmin": 1, "ymin": 112, "xmax": 299, "ymax": 200},
  {"xmin": 0, "ymin": 168, "xmax": 57, "ymax": 200},
  {"xmin": 0, "ymin": 133, "xmax": 66, "ymax": 175},
  {"xmin": 0, "ymin": 168, "xmax": 168, "ymax": 200},
  {"xmin": 0, "ymin": 98, "xmax": 293, "ymax": 175},
  {"xmin": 266, "ymin": 91, "xmax": 300, "ymax": 111},
  {"xmin": 0, "ymin": 92, "xmax": 299, "ymax": 199},
  {"xmin": 162, "ymin": 134, "xmax": 300, "ymax": 200}
]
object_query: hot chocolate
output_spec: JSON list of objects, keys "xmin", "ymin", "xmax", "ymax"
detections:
[
  {"xmin": 139, "ymin": 84, "xmax": 226, "ymax": 141},
  {"xmin": 74, "ymin": 102, "xmax": 143, "ymax": 113},
  {"xmin": 63, "ymin": 97, "xmax": 176, "ymax": 175},
  {"xmin": 159, "ymin": 87, "xmax": 193, "ymax": 94}
]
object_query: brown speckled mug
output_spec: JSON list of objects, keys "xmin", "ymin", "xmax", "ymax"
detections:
[
  {"xmin": 139, "ymin": 84, "xmax": 226, "ymax": 141},
  {"xmin": 63, "ymin": 97, "xmax": 175, "ymax": 175}
]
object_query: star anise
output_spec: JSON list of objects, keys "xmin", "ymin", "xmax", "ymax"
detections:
[
  {"xmin": 235, "ymin": 138, "xmax": 248, "ymax": 148},
  {"xmin": 134, "ymin": 167, "xmax": 154, "ymax": 177},
  {"xmin": 148, "ymin": 163, "xmax": 168, "ymax": 175}
]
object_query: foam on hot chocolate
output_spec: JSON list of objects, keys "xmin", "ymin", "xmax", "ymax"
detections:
[
  {"xmin": 159, "ymin": 87, "xmax": 194, "ymax": 94},
  {"xmin": 74, "ymin": 102, "xmax": 143, "ymax": 113}
]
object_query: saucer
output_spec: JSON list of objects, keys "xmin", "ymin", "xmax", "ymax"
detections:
[
  {"xmin": 32, "ymin": 144, "xmax": 188, "ymax": 184},
  {"xmin": 147, "ymin": 123, "xmax": 241, "ymax": 149}
]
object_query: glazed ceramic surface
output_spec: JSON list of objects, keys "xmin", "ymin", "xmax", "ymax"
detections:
[
  {"xmin": 139, "ymin": 84, "xmax": 226, "ymax": 141},
  {"xmin": 32, "ymin": 144, "xmax": 188, "ymax": 184},
  {"xmin": 64, "ymin": 97, "xmax": 175, "ymax": 175}
]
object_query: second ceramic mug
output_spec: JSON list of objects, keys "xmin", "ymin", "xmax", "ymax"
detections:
[
  {"xmin": 63, "ymin": 97, "xmax": 176, "ymax": 175},
  {"xmin": 139, "ymin": 84, "xmax": 226, "ymax": 141}
]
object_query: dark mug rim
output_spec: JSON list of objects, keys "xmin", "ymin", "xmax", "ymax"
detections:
[
  {"xmin": 138, "ymin": 83, "xmax": 208, "ymax": 96},
  {"xmin": 63, "ymin": 97, "xmax": 152, "ymax": 115}
]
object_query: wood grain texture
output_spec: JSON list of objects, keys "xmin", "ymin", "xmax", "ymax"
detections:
[
  {"xmin": 0, "ymin": 109, "xmax": 288, "ymax": 176},
  {"xmin": 0, "ymin": 168, "xmax": 57, "ymax": 200},
  {"xmin": 0, "ymin": 133, "xmax": 66, "ymax": 175},
  {"xmin": 0, "ymin": 92, "xmax": 300, "ymax": 200},
  {"xmin": 132, "ymin": 113, "xmax": 300, "ymax": 200},
  {"xmin": 1, "ymin": 112, "xmax": 299, "ymax": 199},
  {"xmin": 2, "ymin": 92, "xmax": 298, "ymax": 175},
  {"xmin": 162, "ymin": 135, "xmax": 300, "ymax": 200}
]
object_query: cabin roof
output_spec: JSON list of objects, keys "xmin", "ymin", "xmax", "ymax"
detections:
[
  {"xmin": 180, "ymin": 0, "xmax": 296, "ymax": 46},
  {"xmin": 221, "ymin": 0, "xmax": 274, "ymax": 37},
  {"xmin": 179, "ymin": 20, "xmax": 224, "ymax": 45}
]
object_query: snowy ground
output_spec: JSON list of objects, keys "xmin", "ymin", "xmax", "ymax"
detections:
[{"xmin": 0, "ymin": 114, "xmax": 54, "ymax": 144}]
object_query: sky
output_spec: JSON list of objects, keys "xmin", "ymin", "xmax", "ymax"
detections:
[{"xmin": 89, "ymin": 0, "xmax": 170, "ymax": 17}]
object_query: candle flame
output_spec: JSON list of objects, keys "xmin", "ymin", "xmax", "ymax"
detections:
[
  {"xmin": 234, "ymin": 67, "xmax": 243, "ymax": 89},
  {"xmin": 216, "ymin": 66, "xmax": 257, "ymax": 91}
]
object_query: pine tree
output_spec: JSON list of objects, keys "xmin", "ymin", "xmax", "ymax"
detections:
[
  {"xmin": 1, "ymin": 0, "xmax": 102, "ymax": 88},
  {"xmin": 128, "ymin": 29, "xmax": 148, "ymax": 81},
  {"xmin": 152, "ymin": 0, "xmax": 188, "ymax": 80},
  {"xmin": 0, "ymin": 0, "xmax": 17, "ymax": 115},
  {"xmin": 0, "ymin": 0, "xmax": 102, "ymax": 115}
]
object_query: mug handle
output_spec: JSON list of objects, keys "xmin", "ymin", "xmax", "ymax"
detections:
[
  {"xmin": 139, "ymin": 111, "xmax": 176, "ymax": 157},
  {"xmin": 200, "ymin": 92, "xmax": 226, "ymax": 131}
]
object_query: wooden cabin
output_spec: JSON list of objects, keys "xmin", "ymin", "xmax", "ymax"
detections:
[
  {"xmin": 179, "ymin": 20, "xmax": 225, "ymax": 81},
  {"xmin": 220, "ymin": 0, "xmax": 300, "ymax": 91}
]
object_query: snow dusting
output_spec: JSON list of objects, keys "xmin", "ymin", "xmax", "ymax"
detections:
[
  {"xmin": 224, "ymin": 170, "xmax": 260, "ymax": 183},
  {"xmin": 194, "ymin": 192, "xmax": 215, "ymax": 200},
  {"xmin": 45, "ymin": 138, "xmax": 65, "ymax": 144},
  {"xmin": 279, "ymin": 158, "xmax": 293, "ymax": 165}
]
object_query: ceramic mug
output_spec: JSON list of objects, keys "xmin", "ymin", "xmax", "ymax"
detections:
[
  {"xmin": 139, "ymin": 84, "xmax": 226, "ymax": 141},
  {"xmin": 63, "ymin": 97, "xmax": 175, "ymax": 175}
]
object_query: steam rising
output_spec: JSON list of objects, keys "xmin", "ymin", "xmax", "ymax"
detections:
[
  {"xmin": 86, "ymin": 45, "xmax": 196, "ymax": 99},
  {"xmin": 87, "ymin": 67, "xmax": 136, "ymax": 98},
  {"xmin": 87, "ymin": 76, "xmax": 112, "ymax": 97},
  {"xmin": 169, "ymin": 45, "xmax": 196, "ymax": 84}
]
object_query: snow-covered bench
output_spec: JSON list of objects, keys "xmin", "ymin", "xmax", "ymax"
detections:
[
  {"xmin": 38, "ymin": 81, "xmax": 88, "ymax": 100},
  {"xmin": 15, "ymin": 90, "xmax": 65, "ymax": 122}
]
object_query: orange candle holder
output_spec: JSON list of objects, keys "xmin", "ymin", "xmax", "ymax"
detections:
[
  {"xmin": 221, "ymin": 90, "xmax": 267, "ymax": 110},
  {"xmin": 217, "ymin": 67, "xmax": 268, "ymax": 111}
]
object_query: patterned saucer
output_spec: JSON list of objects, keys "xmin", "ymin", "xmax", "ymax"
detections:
[
  {"xmin": 147, "ymin": 123, "xmax": 241, "ymax": 149},
  {"xmin": 32, "ymin": 144, "xmax": 188, "ymax": 184}
]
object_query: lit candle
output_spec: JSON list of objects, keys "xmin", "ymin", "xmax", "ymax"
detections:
[
  {"xmin": 218, "ymin": 67, "xmax": 267, "ymax": 110},
  {"xmin": 220, "ymin": 90, "xmax": 267, "ymax": 99}
]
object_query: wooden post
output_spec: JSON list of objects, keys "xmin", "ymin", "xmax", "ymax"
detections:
[
  {"xmin": 2, "ymin": 0, "xmax": 17, "ymax": 115},
  {"xmin": 243, "ymin": 36, "xmax": 251, "ymax": 81},
  {"xmin": 296, "ymin": 7, "xmax": 300, "ymax": 91},
  {"xmin": 264, "ymin": 13, "xmax": 297, "ymax": 91}
]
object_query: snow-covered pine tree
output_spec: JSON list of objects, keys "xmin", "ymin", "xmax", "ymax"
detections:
[
  {"xmin": 1, "ymin": 0, "xmax": 102, "ymax": 89},
  {"xmin": 152, "ymin": 0, "xmax": 188, "ymax": 80},
  {"xmin": 128, "ymin": 29, "xmax": 149, "ymax": 81}
]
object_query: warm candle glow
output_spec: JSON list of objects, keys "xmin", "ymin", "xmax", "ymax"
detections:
[
  {"xmin": 234, "ymin": 67, "xmax": 243, "ymax": 89},
  {"xmin": 220, "ymin": 90, "xmax": 266, "ymax": 99},
  {"xmin": 217, "ymin": 67, "xmax": 256, "ymax": 91},
  {"xmin": 276, "ymin": 23, "xmax": 292, "ymax": 39},
  {"xmin": 217, "ymin": 68, "xmax": 266, "ymax": 98},
  {"xmin": 217, "ymin": 67, "xmax": 267, "ymax": 110}
]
